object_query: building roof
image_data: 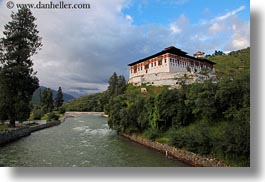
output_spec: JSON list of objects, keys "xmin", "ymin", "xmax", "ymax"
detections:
[{"xmin": 128, "ymin": 46, "xmax": 215, "ymax": 66}]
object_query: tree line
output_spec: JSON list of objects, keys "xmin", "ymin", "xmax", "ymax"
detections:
[{"xmin": 32, "ymin": 87, "xmax": 65, "ymax": 120}]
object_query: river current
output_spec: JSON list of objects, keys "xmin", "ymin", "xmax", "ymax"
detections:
[{"xmin": 0, "ymin": 114, "xmax": 188, "ymax": 167}]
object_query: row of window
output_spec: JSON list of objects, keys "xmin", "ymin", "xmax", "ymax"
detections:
[{"xmin": 133, "ymin": 59, "xmax": 167, "ymax": 73}]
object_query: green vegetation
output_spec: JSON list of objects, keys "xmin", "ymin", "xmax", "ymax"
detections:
[
  {"xmin": 107, "ymin": 48, "xmax": 250, "ymax": 166},
  {"xmin": 108, "ymin": 73, "xmax": 249, "ymax": 166},
  {"xmin": 206, "ymin": 47, "xmax": 250, "ymax": 78},
  {"xmin": 0, "ymin": 124, "xmax": 9, "ymax": 131},
  {"xmin": 0, "ymin": 7, "xmax": 42, "ymax": 127},
  {"xmin": 54, "ymin": 87, "xmax": 64, "ymax": 110},
  {"xmin": 30, "ymin": 87, "xmax": 65, "ymax": 121},
  {"xmin": 62, "ymin": 48, "xmax": 250, "ymax": 166},
  {"xmin": 31, "ymin": 86, "xmax": 75, "ymax": 105},
  {"xmin": 64, "ymin": 93, "xmax": 105, "ymax": 112},
  {"xmin": 63, "ymin": 72, "xmax": 127, "ymax": 112},
  {"xmin": 59, "ymin": 47, "xmax": 250, "ymax": 166}
]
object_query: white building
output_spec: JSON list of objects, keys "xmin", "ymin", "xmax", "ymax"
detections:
[{"xmin": 128, "ymin": 46, "xmax": 216, "ymax": 86}]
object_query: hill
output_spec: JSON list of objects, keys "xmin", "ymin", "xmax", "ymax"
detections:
[
  {"xmin": 63, "ymin": 93, "xmax": 104, "ymax": 112},
  {"xmin": 31, "ymin": 86, "xmax": 75, "ymax": 105},
  {"xmin": 206, "ymin": 47, "xmax": 250, "ymax": 77}
]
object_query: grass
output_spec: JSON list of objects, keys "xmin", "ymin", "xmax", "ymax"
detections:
[
  {"xmin": 206, "ymin": 47, "xmax": 250, "ymax": 78},
  {"xmin": 0, "ymin": 124, "xmax": 9, "ymax": 131}
]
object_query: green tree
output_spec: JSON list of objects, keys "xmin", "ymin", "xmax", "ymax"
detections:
[
  {"xmin": 117, "ymin": 75, "xmax": 126, "ymax": 95},
  {"xmin": 0, "ymin": 7, "xmax": 41, "ymax": 127},
  {"xmin": 46, "ymin": 88, "xmax": 54, "ymax": 112},
  {"xmin": 54, "ymin": 86, "xmax": 64, "ymax": 109},
  {"xmin": 108, "ymin": 72, "xmax": 118, "ymax": 96},
  {"xmin": 40, "ymin": 88, "xmax": 54, "ymax": 113}
]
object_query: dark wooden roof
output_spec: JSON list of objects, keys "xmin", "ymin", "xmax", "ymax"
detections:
[{"xmin": 128, "ymin": 46, "xmax": 215, "ymax": 66}]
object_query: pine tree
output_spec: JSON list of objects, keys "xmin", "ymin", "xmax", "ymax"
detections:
[
  {"xmin": 0, "ymin": 7, "xmax": 42, "ymax": 127},
  {"xmin": 54, "ymin": 86, "xmax": 64, "ymax": 109}
]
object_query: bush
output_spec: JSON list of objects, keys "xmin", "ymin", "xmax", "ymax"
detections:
[
  {"xmin": 32, "ymin": 107, "xmax": 45, "ymax": 120},
  {"xmin": 168, "ymin": 123, "xmax": 213, "ymax": 155},
  {"xmin": 58, "ymin": 106, "xmax": 66, "ymax": 114},
  {"xmin": 47, "ymin": 112, "xmax": 59, "ymax": 121},
  {"xmin": 144, "ymin": 128, "xmax": 161, "ymax": 141}
]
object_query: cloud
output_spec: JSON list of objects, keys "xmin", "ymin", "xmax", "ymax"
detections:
[
  {"xmin": 169, "ymin": 14, "xmax": 188, "ymax": 34},
  {"xmin": 212, "ymin": 5, "xmax": 245, "ymax": 22},
  {"xmin": 209, "ymin": 22, "xmax": 223, "ymax": 33},
  {"xmin": 225, "ymin": 20, "xmax": 250, "ymax": 50}
]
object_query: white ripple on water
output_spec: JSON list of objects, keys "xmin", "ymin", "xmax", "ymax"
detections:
[
  {"xmin": 73, "ymin": 125, "xmax": 113, "ymax": 136},
  {"xmin": 72, "ymin": 126, "xmax": 90, "ymax": 131}
]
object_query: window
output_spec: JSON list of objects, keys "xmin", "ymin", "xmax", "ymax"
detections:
[
  {"xmin": 145, "ymin": 64, "xmax": 149, "ymax": 69},
  {"xmin": 158, "ymin": 60, "xmax": 162, "ymax": 66},
  {"xmin": 164, "ymin": 59, "xmax": 167, "ymax": 63},
  {"xmin": 151, "ymin": 63, "xmax": 153, "ymax": 67},
  {"xmin": 154, "ymin": 62, "xmax": 156, "ymax": 66}
]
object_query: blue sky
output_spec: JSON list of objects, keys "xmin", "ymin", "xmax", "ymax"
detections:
[
  {"xmin": 123, "ymin": 0, "xmax": 250, "ymax": 25},
  {"xmin": 0, "ymin": 0, "xmax": 250, "ymax": 96}
]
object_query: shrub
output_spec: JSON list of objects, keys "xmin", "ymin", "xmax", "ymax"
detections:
[
  {"xmin": 32, "ymin": 107, "xmax": 45, "ymax": 120},
  {"xmin": 144, "ymin": 128, "xmax": 161, "ymax": 141},
  {"xmin": 58, "ymin": 106, "xmax": 66, "ymax": 114},
  {"xmin": 47, "ymin": 112, "xmax": 59, "ymax": 121}
]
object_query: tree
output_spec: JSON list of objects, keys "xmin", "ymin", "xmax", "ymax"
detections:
[
  {"xmin": 108, "ymin": 72, "xmax": 118, "ymax": 96},
  {"xmin": 116, "ymin": 75, "xmax": 126, "ymax": 95},
  {"xmin": 0, "ymin": 7, "xmax": 42, "ymax": 127},
  {"xmin": 40, "ymin": 88, "xmax": 54, "ymax": 113},
  {"xmin": 54, "ymin": 86, "xmax": 64, "ymax": 109}
]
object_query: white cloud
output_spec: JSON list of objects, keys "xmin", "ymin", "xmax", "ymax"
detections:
[
  {"xmin": 226, "ymin": 21, "xmax": 250, "ymax": 50},
  {"xmin": 212, "ymin": 5, "xmax": 245, "ymax": 22},
  {"xmin": 209, "ymin": 22, "xmax": 223, "ymax": 33},
  {"xmin": 125, "ymin": 14, "xmax": 133, "ymax": 23},
  {"xmin": 169, "ymin": 14, "xmax": 188, "ymax": 34},
  {"xmin": 170, "ymin": 23, "xmax": 181, "ymax": 34}
]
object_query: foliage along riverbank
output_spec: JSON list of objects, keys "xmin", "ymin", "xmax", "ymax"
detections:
[
  {"xmin": 64, "ymin": 47, "xmax": 250, "ymax": 167},
  {"xmin": 122, "ymin": 134, "xmax": 229, "ymax": 167}
]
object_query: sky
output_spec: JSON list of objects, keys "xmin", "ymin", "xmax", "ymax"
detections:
[{"xmin": 0, "ymin": 0, "xmax": 250, "ymax": 97}]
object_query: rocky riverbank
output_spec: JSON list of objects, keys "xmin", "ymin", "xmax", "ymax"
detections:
[{"xmin": 122, "ymin": 134, "xmax": 229, "ymax": 167}]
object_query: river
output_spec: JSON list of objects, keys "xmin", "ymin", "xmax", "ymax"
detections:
[{"xmin": 0, "ymin": 114, "xmax": 189, "ymax": 167}]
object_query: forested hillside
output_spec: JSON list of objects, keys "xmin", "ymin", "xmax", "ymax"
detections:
[{"xmin": 31, "ymin": 86, "xmax": 75, "ymax": 105}]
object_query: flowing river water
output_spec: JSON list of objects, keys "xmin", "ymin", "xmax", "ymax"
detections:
[{"xmin": 0, "ymin": 114, "xmax": 189, "ymax": 167}]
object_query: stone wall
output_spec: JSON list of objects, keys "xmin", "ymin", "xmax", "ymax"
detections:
[
  {"xmin": 30, "ymin": 120, "xmax": 61, "ymax": 132},
  {"xmin": 122, "ymin": 134, "xmax": 229, "ymax": 167},
  {"xmin": 0, "ymin": 120, "xmax": 61, "ymax": 146},
  {"xmin": 0, "ymin": 127, "xmax": 31, "ymax": 145}
]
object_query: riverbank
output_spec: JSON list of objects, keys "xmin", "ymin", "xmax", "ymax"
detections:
[
  {"xmin": 61, "ymin": 112, "xmax": 106, "ymax": 122},
  {"xmin": 122, "ymin": 134, "xmax": 229, "ymax": 167},
  {"xmin": 64, "ymin": 112, "xmax": 104, "ymax": 117},
  {"xmin": 0, "ymin": 120, "xmax": 61, "ymax": 146}
]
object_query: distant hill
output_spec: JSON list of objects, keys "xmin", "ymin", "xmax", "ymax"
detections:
[
  {"xmin": 31, "ymin": 86, "xmax": 75, "ymax": 105},
  {"xmin": 63, "ymin": 92, "xmax": 104, "ymax": 112},
  {"xmin": 206, "ymin": 47, "xmax": 250, "ymax": 78}
]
